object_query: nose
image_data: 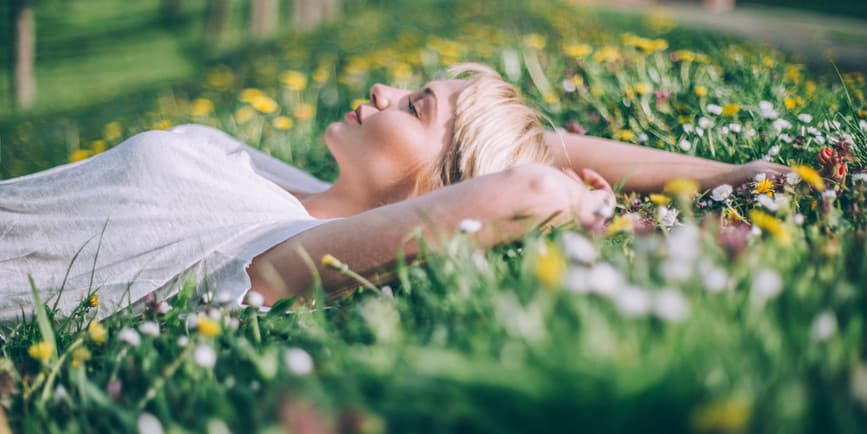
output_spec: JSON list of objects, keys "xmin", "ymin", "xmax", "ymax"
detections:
[{"xmin": 369, "ymin": 84, "xmax": 408, "ymax": 110}]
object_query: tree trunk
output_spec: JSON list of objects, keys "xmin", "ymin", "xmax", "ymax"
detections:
[
  {"xmin": 13, "ymin": 0, "xmax": 36, "ymax": 109},
  {"xmin": 293, "ymin": 0, "xmax": 340, "ymax": 32},
  {"xmin": 250, "ymin": 0, "xmax": 279, "ymax": 40},
  {"xmin": 205, "ymin": 0, "xmax": 231, "ymax": 54}
]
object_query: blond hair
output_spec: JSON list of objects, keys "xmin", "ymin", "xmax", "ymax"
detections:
[{"xmin": 419, "ymin": 62, "xmax": 553, "ymax": 193}]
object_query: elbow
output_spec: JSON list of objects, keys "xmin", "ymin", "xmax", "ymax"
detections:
[{"xmin": 504, "ymin": 163, "xmax": 561, "ymax": 216}]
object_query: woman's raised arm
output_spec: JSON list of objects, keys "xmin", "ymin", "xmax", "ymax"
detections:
[
  {"xmin": 246, "ymin": 163, "xmax": 612, "ymax": 305},
  {"xmin": 543, "ymin": 131, "xmax": 789, "ymax": 193}
]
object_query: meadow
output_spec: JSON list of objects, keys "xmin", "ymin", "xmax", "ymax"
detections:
[{"xmin": 1, "ymin": 0, "xmax": 866, "ymax": 433}]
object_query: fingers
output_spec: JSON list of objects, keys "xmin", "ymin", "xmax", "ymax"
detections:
[{"xmin": 578, "ymin": 168, "xmax": 613, "ymax": 193}]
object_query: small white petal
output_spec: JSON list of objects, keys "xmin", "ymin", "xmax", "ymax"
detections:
[
  {"xmin": 706, "ymin": 104, "xmax": 723, "ymax": 115},
  {"xmin": 284, "ymin": 348, "xmax": 314, "ymax": 375},
  {"xmin": 177, "ymin": 336, "xmax": 189, "ymax": 348},
  {"xmin": 679, "ymin": 139, "xmax": 692, "ymax": 151},
  {"xmin": 751, "ymin": 268, "xmax": 783, "ymax": 306},
  {"xmin": 797, "ymin": 114, "xmax": 813, "ymax": 123},
  {"xmin": 757, "ymin": 195, "xmax": 778, "ymax": 212},
  {"xmin": 785, "ymin": 171, "xmax": 801, "ymax": 185},
  {"xmin": 698, "ymin": 117, "xmax": 713, "ymax": 129},
  {"xmin": 561, "ymin": 232, "xmax": 597, "ymax": 264},
  {"xmin": 711, "ymin": 184, "xmax": 733, "ymax": 202},
  {"xmin": 245, "ymin": 290, "xmax": 265, "ymax": 308},
  {"xmin": 138, "ymin": 321, "xmax": 160, "ymax": 338},
  {"xmin": 194, "ymin": 343, "xmax": 217, "ymax": 369},
  {"xmin": 137, "ymin": 413, "xmax": 164, "ymax": 434},
  {"xmin": 728, "ymin": 123, "xmax": 742, "ymax": 133},
  {"xmin": 119, "ymin": 328, "xmax": 141, "ymax": 347},
  {"xmin": 810, "ymin": 310, "xmax": 837, "ymax": 342},
  {"xmin": 652, "ymin": 289, "xmax": 690, "ymax": 322},
  {"xmin": 614, "ymin": 287, "xmax": 652, "ymax": 317}
]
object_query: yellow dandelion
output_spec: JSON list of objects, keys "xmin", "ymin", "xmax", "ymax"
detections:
[
  {"xmin": 103, "ymin": 122, "xmax": 122, "ymax": 142},
  {"xmin": 206, "ymin": 66, "xmax": 234, "ymax": 90},
  {"xmin": 152, "ymin": 119, "xmax": 172, "ymax": 130},
  {"xmin": 293, "ymin": 103, "xmax": 315, "ymax": 121},
  {"xmin": 694, "ymin": 86, "xmax": 708, "ymax": 98},
  {"xmin": 234, "ymin": 106, "xmax": 256, "ymax": 125},
  {"xmin": 724, "ymin": 207, "xmax": 744, "ymax": 223},
  {"xmin": 523, "ymin": 33, "xmax": 546, "ymax": 50},
  {"xmin": 762, "ymin": 56, "xmax": 775, "ymax": 68},
  {"xmin": 389, "ymin": 63, "xmax": 413, "ymax": 81},
  {"xmin": 88, "ymin": 321, "xmax": 107, "ymax": 345},
  {"xmin": 280, "ymin": 70, "xmax": 307, "ymax": 91},
  {"xmin": 90, "ymin": 140, "xmax": 106, "ymax": 155},
  {"xmin": 649, "ymin": 193, "xmax": 672, "ymax": 206},
  {"xmin": 272, "ymin": 116, "xmax": 294, "ymax": 131},
  {"xmin": 593, "ymin": 46, "xmax": 621, "ymax": 63},
  {"xmin": 691, "ymin": 396, "xmax": 752, "ymax": 432},
  {"xmin": 562, "ymin": 42, "xmax": 592, "ymax": 58},
  {"xmin": 240, "ymin": 88, "xmax": 265, "ymax": 104},
  {"xmin": 784, "ymin": 65, "xmax": 802, "ymax": 84},
  {"xmin": 614, "ymin": 130, "xmax": 635, "ymax": 141},
  {"xmin": 535, "ymin": 241, "xmax": 566, "ymax": 288},
  {"xmin": 312, "ymin": 66, "xmax": 330, "ymax": 83},
  {"xmin": 634, "ymin": 83, "xmax": 651, "ymax": 95},
  {"xmin": 750, "ymin": 210, "xmax": 791, "ymax": 245},
  {"xmin": 543, "ymin": 93, "xmax": 559, "ymax": 105},
  {"xmin": 753, "ymin": 178, "xmax": 775, "ymax": 197},
  {"xmin": 673, "ymin": 50, "xmax": 696, "ymax": 62},
  {"xmin": 606, "ymin": 214, "xmax": 635, "ymax": 236},
  {"xmin": 783, "ymin": 96, "xmax": 802, "ymax": 111},
  {"xmin": 805, "ymin": 80, "xmax": 816, "ymax": 95},
  {"xmin": 88, "ymin": 294, "xmax": 99, "ymax": 308},
  {"xmin": 28, "ymin": 341, "xmax": 53, "ymax": 362},
  {"xmin": 251, "ymin": 95, "xmax": 279, "ymax": 114},
  {"xmin": 570, "ymin": 75, "xmax": 584, "ymax": 87},
  {"xmin": 197, "ymin": 315, "xmax": 222, "ymax": 337},
  {"xmin": 71, "ymin": 347, "xmax": 91, "ymax": 369},
  {"xmin": 664, "ymin": 178, "xmax": 700, "ymax": 199},
  {"xmin": 791, "ymin": 165, "xmax": 825, "ymax": 190},
  {"xmin": 650, "ymin": 38, "xmax": 668, "ymax": 51},
  {"xmin": 321, "ymin": 254, "xmax": 347, "ymax": 271},
  {"xmin": 191, "ymin": 98, "xmax": 214, "ymax": 117},
  {"xmin": 69, "ymin": 149, "xmax": 92, "ymax": 163},
  {"xmin": 721, "ymin": 103, "xmax": 740, "ymax": 117}
]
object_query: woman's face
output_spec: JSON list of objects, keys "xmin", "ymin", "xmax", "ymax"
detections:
[{"xmin": 324, "ymin": 79, "xmax": 467, "ymax": 203}]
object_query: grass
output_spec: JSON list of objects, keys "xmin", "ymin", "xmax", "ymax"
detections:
[{"xmin": 1, "ymin": 0, "xmax": 866, "ymax": 433}]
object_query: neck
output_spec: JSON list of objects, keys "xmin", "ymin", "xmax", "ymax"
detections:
[{"xmin": 299, "ymin": 175, "xmax": 419, "ymax": 219}]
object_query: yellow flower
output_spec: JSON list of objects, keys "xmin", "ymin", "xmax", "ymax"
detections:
[
  {"xmin": 251, "ymin": 95, "xmax": 279, "ymax": 114},
  {"xmin": 312, "ymin": 66, "xmax": 330, "ymax": 83},
  {"xmin": 535, "ymin": 241, "xmax": 566, "ymax": 288},
  {"xmin": 762, "ymin": 56, "xmax": 775, "ymax": 67},
  {"xmin": 71, "ymin": 347, "xmax": 91, "ymax": 369},
  {"xmin": 721, "ymin": 103, "xmax": 740, "ymax": 116},
  {"xmin": 280, "ymin": 70, "xmax": 307, "ymax": 91},
  {"xmin": 293, "ymin": 103, "xmax": 315, "ymax": 121},
  {"xmin": 152, "ymin": 119, "xmax": 173, "ymax": 130},
  {"xmin": 634, "ymin": 83, "xmax": 650, "ymax": 95},
  {"xmin": 240, "ymin": 88, "xmax": 265, "ymax": 103},
  {"xmin": 724, "ymin": 207, "xmax": 744, "ymax": 223},
  {"xmin": 562, "ymin": 42, "xmax": 592, "ymax": 58},
  {"xmin": 389, "ymin": 63, "xmax": 413, "ymax": 81},
  {"xmin": 614, "ymin": 130, "xmax": 635, "ymax": 141},
  {"xmin": 593, "ymin": 46, "xmax": 621, "ymax": 63},
  {"xmin": 543, "ymin": 93, "xmax": 559, "ymax": 105},
  {"xmin": 783, "ymin": 96, "xmax": 803, "ymax": 111},
  {"xmin": 784, "ymin": 65, "xmax": 802, "ymax": 84},
  {"xmin": 673, "ymin": 50, "xmax": 696, "ymax": 62},
  {"xmin": 664, "ymin": 178, "xmax": 700, "ymax": 199},
  {"xmin": 191, "ymin": 98, "xmax": 214, "ymax": 117},
  {"xmin": 791, "ymin": 165, "xmax": 825, "ymax": 190},
  {"xmin": 28, "ymin": 341, "xmax": 53, "ymax": 362},
  {"xmin": 694, "ymin": 86, "xmax": 708, "ymax": 98},
  {"xmin": 88, "ymin": 294, "xmax": 99, "ymax": 308},
  {"xmin": 197, "ymin": 315, "xmax": 222, "ymax": 337},
  {"xmin": 69, "ymin": 149, "xmax": 92, "ymax": 163},
  {"xmin": 272, "ymin": 116, "xmax": 294, "ymax": 130},
  {"xmin": 606, "ymin": 214, "xmax": 634, "ymax": 235},
  {"xmin": 104, "ymin": 121, "xmax": 123, "ymax": 141},
  {"xmin": 234, "ymin": 106, "xmax": 256, "ymax": 125},
  {"xmin": 88, "ymin": 321, "xmax": 107, "ymax": 345},
  {"xmin": 523, "ymin": 33, "xmax": 546, "ymax": 50},
  {"xmin": 750, "ymin": 210, "xmax": 791, "ymax": 245},
  {"xmin": 805, "ymin": 80, "xmax": 816, "ymax": 95},
  {"xmin": 691, "ymin": 396, "xmax": 752, "ymax": 432},
  {"xmin": 321, "ymin": 254, "xmax": 346, "ymax": 271},
  {"xmin": 649, "ymin": 193, "xmax": 671, "ymax": 205},
  {"xmin": 650, "ymin": 38, "xmax": 668, "ymax": 51},
  {"xmin": 753, "ymin": 178, "xmax": 775, "ymax": 197},
  {"xmin": 206, "ymin": 66, "xmax": 234, "ymax": 90}
]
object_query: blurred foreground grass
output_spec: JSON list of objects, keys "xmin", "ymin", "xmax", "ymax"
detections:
[{"xmin": 1, "ymin": 0, "xmax": 866, "ymax": 433}]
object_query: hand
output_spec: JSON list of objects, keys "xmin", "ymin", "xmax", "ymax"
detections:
[
  {"xmin": 551, "ymin": 167, "xmax": 616, "ymax": 231},
  {"xmin": 728, "ymin": 160, "xmax": 791, "ymax": 185}
]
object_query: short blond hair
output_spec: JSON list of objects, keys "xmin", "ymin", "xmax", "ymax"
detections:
[{"xmin": 420, "ymin": 62, "xmax": 553, "ymax": 192}]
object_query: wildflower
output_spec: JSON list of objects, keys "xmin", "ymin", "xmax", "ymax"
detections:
[
  {"xmin": 152, "ymin": 119, "xmax": 172, "ymax": 130},
  {"xmin": 658, "ymin": 206, "xmax": 679, "ymax": 228},
  {"xmin": 587, "ymin": 262, "xmax": 624, "ymax": 296},
  {"xmin": 706, "ymin": 104, "xmax": 723, "ymax": 115},
  {"xmin": 280, "ymin": 70, "xmax": 307, "ymax": 90},
  {"xmin": 791, "ymin": 165, "xmax": 825, "ymax": 190},
  {"xmin": 721, "ymin": 104, "xmax": 740, "ymax": 116},
  {"xmin": 751, "ymin": 267, "xmax": 783, "ymax": 306},
  {"xmin": 68, "ymin": 149, "xmax": 92, "ymax": 163},
  {"xmin": 728, "ymin": 123, "xmax": 742, "ymax": 133},
  {"xmin": 535, "ymin": 242, "xmax": 567, "ymax": 288},
  {"xmin": 177, "ymin": 336, "xmax": 189, "ymax": 348},
  {"xmin": 54, "ymin": 384, "xmax": 68, "ymax": 402},
  {"xmin": 522, "ymin": 33, "xmax": 546, "ymax": 49},
  {"xmin": 699, "ymin": 262, "xmax": 729, "ymax": 293},
  {"xmin": 750, "ymin": 210, "xmax": 790, "ymax": 245},
  {"xmin": 245, "ymin": 290, "xmax": 265, "ymax": 308},
  {"xmin": 810, "ymin": 310, "xmax": 837, "ymax": 342},
  {"xmin": 88, "ymin": 321, "xmax": 107, "ymax": 345},
  {"xmin": 649, "ymin": 193, "xmax": 671, "ymax": 205},
  {"xmin": 321, "ymin": 254, "xmax": 348, "ymax": 271},
  {"xmin": 272, "ymin": 116, "xmax": 294, "ymax": 130},
  {"xmin": 240, "ymin": 88, "xmax": 264, "ymax": 103},
  {"xmin": 606, "ymin": 214, "xmax": 635, "ymax": 235},
  {"xmin": 458, "ymin": 218, "xmax": 482, "ymax": 234},
  {"xmin": 88, "ymin": 294, "xmax": 99, "ymax": 308},
  {"xmin": 284, "ymin": 348, "xmax": 314, "ymax": 375},
  {"xmin": 119, "ymin": 328, "xmax": 141, "ymax": 347},
  {"xmin": 592, "ymin": 45, "xmax": 621, "ymax": 63},
  {"xmin": 562, "ymin": 42, "xmax": 592, "ymax": 58},
  {"xmin": 691, "ymin": 396, "xmax": 752, "ymax": 432},
  {"xmin": 637, "ymin": 133, "xmax": 648, "ymax": 143},
  {"xmin": 71, "ymin": 347, "xmax": 91, "ymax": 368},
  {"xmin": 673, "ymin": 49, "xmax": 696, "ymax": 62},
  {"xmin": 614, "ymin": 130, "xmax": 635, "ymax": 141},
  {"xmin": 793, "ymin": 213, "xmax": 805, "ymax": 225},
  {"xmin": 634, "ymin": 83, "xmax": 651, "ymax": 95},
  {"xmin": 753, "ymin": 178, "xmax": 774, "ymax": 197},
  {"xmin": 194, "ymin": 343, "xmax": 217, "ymax": 369},
  {"xmin": 28, "ymin": 341, "xmax": 53, "ymax": 362},
  {"xmin": 561, "ymin": 232, "xmax": 597, "ymax": 264},
  {"xmin": 759, "ymin": 101, "xmax": 778, "ymax": 119},
  {"xmin": 678, "ymin": 139, "xmax": 691, "ymax": 151},
  {"xmin": 614, "ymin": 287, "xmax": 652, "ymax": 317},
  {"xmin": 561, "ymin": 79, "xmax": 576, "ymax": 93},
  {"xmin": 756, "ymin": 195, "xmax": 778, "ymax": 212},
  {"xmin": 104, "ymin": 121, "xmax": 123, "ymax": 141},
  {"xmin": 710, "ymin": 184, "xmax": 733, "ymax": 202},
  {"xmin": 778, "ymin": 134, "xmax": 792, "ymax": 144},
  {"xmin": 772, "ymin": 119, "xmax": 792, "ymax": 131},
  {"xmin": 234, "ymin": 106, "xmax": 256, "ymax": 124},
  {"xmin": 293, "ymin": 103, "xmax": 315, "ymax": 121},
  {"xmin": 197, "ymin": 315, "xmax": 222, "ymax": 337},
  {"xmin": 139, "ymin": 321, "xmax": 160, "ymax": 337},
  {"xmin": 852, "ymin": 173, "xmax": 867, "ymax": 183},
  {"xmin": 664, "ymin": 178, "xmax": 699, "ymax": 199},
  {"xmin": 698, "ymin": 117, "xmax": 713, "ymax": 129},
  {"xmin": 190, "ymin": 98, "xmax": 214, "ymax": 117},
  {"xmin": 652, "ymin": 289, "xmax": 690, "ymax": 322},
  {"xmin": 251, "ymin": 95, "xmax": 279, "ymax": 114},
  {"xmin": 798, "ymin": 113, "xmax": 813, "ymax": 123},
  {"xmin": 682, "ymin": 124, "xmax": 694, "ymax": 134},
  {"xmin": 156, "ymin": 300, "xmax": 172, "ymax": 315},
  {"xmin": 694, "ymin": 86, "xmax": 708, "ymax": 98}
]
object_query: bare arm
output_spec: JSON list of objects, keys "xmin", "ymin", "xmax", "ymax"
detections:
[
  {"xmin": 543, "ymin": 131, "xmax": 788, "ymax": 193},
  {"xmin": 246, "ymin": 163, "xmax": 609, "ymax": 305}
]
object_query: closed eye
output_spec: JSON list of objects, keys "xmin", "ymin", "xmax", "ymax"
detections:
[{"xmin": 407, "ymin": 97, "xmax": 419, "ymax": 118}]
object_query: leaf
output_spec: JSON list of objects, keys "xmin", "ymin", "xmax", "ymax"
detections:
[
  {"xmin": 28, "ymin": 275, "xmax": 56, "ymax": 362},
  {"xmin": 267, "ymin": 296, "xmax": 296, "ymax": 317}
]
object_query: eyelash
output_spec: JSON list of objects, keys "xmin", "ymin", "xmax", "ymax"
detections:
[{"xmin": 407, "ymin": 97, "xmax": 419, "ymax": 118}]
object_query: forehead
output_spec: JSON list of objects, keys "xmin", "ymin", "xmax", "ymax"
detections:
[{"xmin": 425, "ymin": 79, "xmax": 467, "ymax": 129}]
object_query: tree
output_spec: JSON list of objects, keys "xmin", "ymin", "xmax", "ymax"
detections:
[
  {"xmin": 292, "ymin": 0, "xmax": 340, "ymax": 32},
  {"xmin": 10, "ymin": 0, "xmax": 36, "ymax": 109},
  {"xmin": 204, "ymin": 0, "xmax": 231, "ymax": 54},
  {"xmin": 250, "ymin": 0, "xmax": 279, "ymax": 40}
]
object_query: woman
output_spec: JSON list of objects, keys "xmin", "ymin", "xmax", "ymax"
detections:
[{"xmin": 0, "ymin": 63, "xmax": 784, "ymax": 321}]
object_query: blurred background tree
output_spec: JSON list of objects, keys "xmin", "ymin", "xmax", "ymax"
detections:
[{"xmin": 9, "ymin": 0, "xmax": 36, "ymax": 109}]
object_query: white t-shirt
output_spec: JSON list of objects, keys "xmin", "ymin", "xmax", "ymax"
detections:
[{"xmin": 0, "ymin": 124, "xmax": 336, "ymax": 321}]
